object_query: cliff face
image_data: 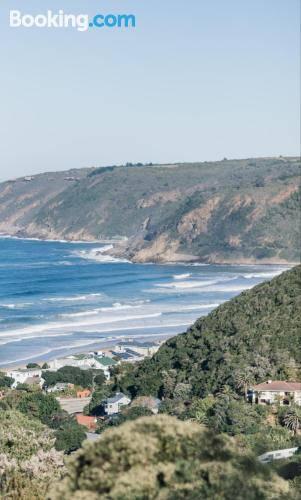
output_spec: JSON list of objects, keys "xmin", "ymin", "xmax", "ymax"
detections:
[{"xmin": 0, "ymin": 157, "xmax": 300, "ymax": 264}]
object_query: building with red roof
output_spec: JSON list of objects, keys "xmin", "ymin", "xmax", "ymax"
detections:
[{"xmin": 76, "ymin": 414, "xmax": 97, "ymax": 431}]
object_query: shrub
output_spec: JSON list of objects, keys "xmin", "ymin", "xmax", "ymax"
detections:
[{"xmin": 48, "ymin": 415, "xmax": 289, "ymax": 499}]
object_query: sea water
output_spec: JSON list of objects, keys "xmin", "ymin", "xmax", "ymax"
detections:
[{"xmin": 0, "ymin": 237, "xmax": 288, "ymax": 367}]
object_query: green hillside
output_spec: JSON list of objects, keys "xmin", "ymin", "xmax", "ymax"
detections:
[
  {"xmin": 120, "ymin": 265, "xmax": 301, "ymax": 398},
  {"xmin": 0, "ymin": 157, "xmax": 299, "ymax": 263}
]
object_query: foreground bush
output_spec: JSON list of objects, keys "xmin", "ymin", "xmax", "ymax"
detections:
[
  {"xmin": 49, "ymin": 415, "xmax": 289, "ymax": 499},
  {"xmin": 0, "ymin": 410, "xmax": 65, "ymax": 499}
]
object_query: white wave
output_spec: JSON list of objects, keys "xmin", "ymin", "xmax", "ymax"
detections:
[
  {"xmin": 156, "ymin": 280, "xmax": 217, "ymax": 289},
  {"xmin": 0, "ymin": 312, "xmax": 163, "ymax": 339},
  {"xmin": 0, "ymin": 302, "xmax": 32, "ymax": 309},
  {"xmin": 59, "ymin": 302, "xmax": 145, "ymax": 319},
  {"xmin": 242, "ymin": 269, "xmax": 288, "ymax": 279},
  {"xmin": 173, "ymin": 273, "xmax": 191, "ymax": 280},
  {"xmin": 43, "ymin": 293, "xmax": 104, "ymax": 303},
  {"xmin": 74, "ymin": 246, "xmax": 131, "ymax": 264}
]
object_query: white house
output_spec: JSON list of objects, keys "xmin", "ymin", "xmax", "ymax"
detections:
[
  {"xmin": 46, "ymin": 356, "xmax": 111, "ymax": 379},
  {"xmin": 250, "ymin": 381, "xmax": 301, "ymax": 406},
  {"xmin": 6, "ymin": 368, "xmax": 43, "ymax": 388},
  {"xmin": 258, "ymin": 447, "xmax": 299, "ymax": 463},
  {"xmin": 104, "ymin": 393, "xmax": 131, "ymax": 416},
  {"xmin": 114, "ymin": 340, "xmax": 160, "ymax": 358}
]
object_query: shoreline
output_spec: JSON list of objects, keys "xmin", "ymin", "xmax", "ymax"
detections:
[
  {"xmin": 1, "ymin": 331, "xmax": 174, "ymax": 372},
  {"xmin": 0, "ymin": 233, "xmax": 298, "ymax": 267}
]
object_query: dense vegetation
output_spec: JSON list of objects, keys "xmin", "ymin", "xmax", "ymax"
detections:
[
  {"xmin": 0, "ymin": 389, "xmax": 87, "ymax": 455},
  {"xmin": 1, "ymin": 268, "xmax": 300, "ymax": 498},
  {"xmin": 0, "ymin": 157, "xmax": 299, "ymax": 263},
  {"xmin": 48, "ymin": 415, "xmax": 290, "ymax": 500},
  {"xmin": 118, "ymin": 266, "xmax": 301, "ymax": 399},
  {"xmin": 0, "ymin": 410, "xmax": 65, "ymax": 499},
  {"xmin": 42, "ymin": 366, "xmax": 95, "ymax": 388}
]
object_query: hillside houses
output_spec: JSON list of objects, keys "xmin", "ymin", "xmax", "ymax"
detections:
[
  {"xmin": 47, "ymin": 353, "xmax": 116, "ymax": 380},
  {"xmin": 6, "ymin": 368, "xmax": 44, "ymax": 389},
  {"xmin": 250, "ymin": 381, "xmax": 301, "ymax": 406},
  {"xmin": 113, "ymin": 340, "xmax": 160, "ymax": 361},
  {"xmin": 104, "ymin": 393, "xmax": 131, "ymax": 416}
]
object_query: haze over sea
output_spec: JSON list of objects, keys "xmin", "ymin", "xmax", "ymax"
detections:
[{"xmin": 0, "ymin": 237, "xmax": 289, "ymax": 367}]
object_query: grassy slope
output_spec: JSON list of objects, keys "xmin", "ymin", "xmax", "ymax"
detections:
[{"xmin": 121, "ymin": 266, "xmax": 301, "ymax": 398}]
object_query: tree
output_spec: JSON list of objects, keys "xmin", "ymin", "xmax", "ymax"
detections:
[
  {"xmin": 94, "ymin": 372, "xmax": 106, "ymax": 386},
  {"xmin": 17, "ymin": 392, "xmax": 61, "ymax": 426},
  {"xmin": 42, "ymin": 366, "xmax": 93, "ymax": 388},
  {"xmin": 48, "ymin": 415, "xmax": 289, "ymax": 499},
  {"xmin": 54, "ymin": 421, "xmax": 86, "ymax": 454},
  {"xmin": 26, "ymin": 363, "xmax": 41, "ymax": 369},
  {"xmin": 0, "ymin": 372, "xmax": 13, "ymax": 388},
  {"xmin": 234, "ymin": 368, "xmax": 255, "ymax": 401},
  {"xmin": 97, "ymin": 406, "xmax": 153, "ymax": 434},
  {"xmin": 283, "ymin": 406, "xmax": 301, "ymax": 435},
  {"xmin": 188, "ymin": 395, "xmax": 215, "ymax": 424},
  {"xmin": 85, "ymin": 386, "xmax": 110, "ymax": 416},
  {"xmin": 207, "ymin": 395, "xmax": 262, "ymax": 436}
]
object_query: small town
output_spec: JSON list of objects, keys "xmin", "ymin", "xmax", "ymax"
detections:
[
  {"xmin": 1, "ymin": 337, "xmax": 300, "ymax": 454},
  {"xmin": 1, "ymin": 339, "xmax": 163, "ymax": 439}
]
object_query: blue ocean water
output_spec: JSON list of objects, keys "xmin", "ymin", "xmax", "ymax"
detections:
[{"xmin": 0, "ymin": 237, "xmax": 288, "ymax": 367}]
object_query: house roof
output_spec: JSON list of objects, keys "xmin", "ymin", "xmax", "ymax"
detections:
[
  {"xmin": 71, "ymin": 353, "xmax": 89, "ymax": 360},
  {"xmin": 124, "ymin": 348, "xmax": 144, "ymax": 357},
  {"xmin": 252, "ymin": 381, "xmax": 301, "ymax": 392},
  {"xmin": 106, "ymin": 392, "xmax": 130, "ymax": 404},
  {"xmin": 55, "ymin": 383, "xmax": 69, "ymax": 389},
  {"xmin": 24, "ymin": 376, "xmax": 42, "ymax": 385},
  {"xmin": 95, "ymin": 356, "xmax": 117, "ymax": 366},
  {"xmin": 112, "ymin": 351, "xmax": 134, "ymax": 360},
  {"xmin": 11, "ymin": 368, "xmax": 41, "ymax": 373},
  {"xmin": 76, "ymin": 415, "xmax": 96, "ymax": 427}
]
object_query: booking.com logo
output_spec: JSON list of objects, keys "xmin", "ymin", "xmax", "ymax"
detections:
[{"xmin": 9, "ymin": 10, "xmax": 136, "ymax": 32}]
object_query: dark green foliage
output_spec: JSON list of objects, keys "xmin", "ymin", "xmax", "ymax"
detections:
[
  {"xmin": 121, "ymin": 267, "xmax": 301, "ymax": 398},
  {"xmin": 94, "ymin": 372, "xmax": 106, "ymax": 386},
  {"xmin": 42, "ymin": 366, "xmax": 93, "ymax": 388},
  {"xmin": 54, "ymin": 421, "xmax": 87, "ymax": 454},
  {"xmin": 17, "ymin": 392, "xmax": 61, "ymax": 426},
  {"xmin": 0, "ymin": 372, "xmax": 13, "ymax": 388},
  {"xmin": 5, "ymin": 390, "xmax": 86, "ymax": 454},
  {"xmin": 26, "ymin": 363, "xmax": 41, "ymax": 368},
  {"xmin": 85, "ymin": 386, "xmax": 110, "ymax": 416},
  {"xmin": 97, "ymin": 406, "xmax": 153, "ymax": 434},
  {"xmin": 207, "ymin": 395, "xmax": 263, "ymax": 435}
]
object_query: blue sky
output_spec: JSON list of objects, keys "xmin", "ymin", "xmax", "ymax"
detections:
[{"xmin": 0, "ymin": 0, "xmax": 299, "ymax": 181}]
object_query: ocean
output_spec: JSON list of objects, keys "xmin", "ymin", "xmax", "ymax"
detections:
[{"xmin": 0, "ymin": 237, "xmax": 289, "ymax": 368}]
